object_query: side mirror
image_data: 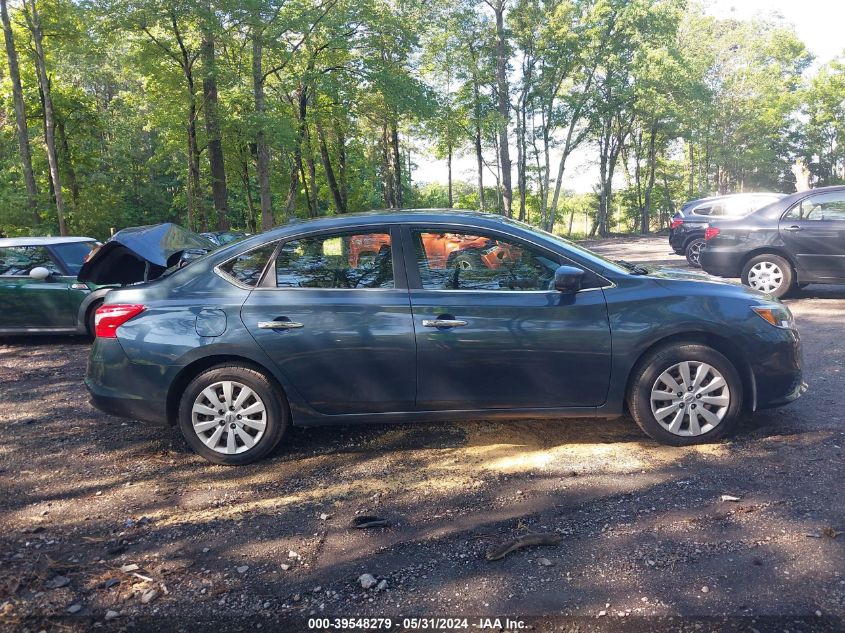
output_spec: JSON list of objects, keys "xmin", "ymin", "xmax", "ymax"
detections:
[
  {"xmin": 29, "ymin": 266, "xmax": 51, "ymax": 281},
  {"xmin": 554, "ymin": 265, "xmax": 584, "ymax": 293}
]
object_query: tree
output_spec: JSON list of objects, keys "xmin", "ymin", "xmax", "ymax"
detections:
[
  {"xmin": 22, "ymin": 0, "xmax": 66, "ymax": 235},
  {"xmin": 1, "ymin": 0, "xmax": 38, "ymax": 225},
  {"xmin": 484, "ymin": 0, "xmax": 512, "ymax": 217}
]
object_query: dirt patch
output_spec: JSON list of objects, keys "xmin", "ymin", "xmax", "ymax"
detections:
[{"xmin": 1, "ymin": 238, "xmax": 844, "ymax": 631}]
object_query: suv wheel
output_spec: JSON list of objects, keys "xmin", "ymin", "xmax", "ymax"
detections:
[
  {"xmin": 684, "ymin": 238, "xmax": 705, "ymax": 267},
  {"xmin": 178, "ymin": 364, "xmax": 288, "ymax": 465},
  {"xmin": 741, "ymin": 254, "xmax": 794, "ymax": 298},
  {"xmin": 628, "ymin": 344, "xmax": 743, "ymax": 446}
]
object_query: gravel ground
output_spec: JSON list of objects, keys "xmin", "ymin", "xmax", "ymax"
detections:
[{"xmin": 1, "ymin": 237, "xmax": 844, "ymax": 633}]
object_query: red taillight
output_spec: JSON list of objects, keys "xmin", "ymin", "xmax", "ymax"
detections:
[
  {"xmin": 670, "ymin": 217, "xmax": 684, "ymax": 230},
  {"xmin": 704, "ymin": 227, "xmax": 720, "ymax": 241},
  {"xmin": 94, "ymin": 304, "xmax": 145, "ymax": 338}
]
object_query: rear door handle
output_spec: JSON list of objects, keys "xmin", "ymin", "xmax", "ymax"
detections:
[
  {"xmin": 422, "ymin": 319, "xmax": 468, "ymax": 328},
  {"xmin": 258, "ymin": 320, "xmax": 303, "ymax": 329},
  {"xmin": 783, "ymin": 225, "xmax": 803, "ymax": 232}
]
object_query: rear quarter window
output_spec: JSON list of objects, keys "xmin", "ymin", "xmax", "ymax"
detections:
[{"xmin": 218, "ymin": 243, "xmax": 277, "ymax": 287}]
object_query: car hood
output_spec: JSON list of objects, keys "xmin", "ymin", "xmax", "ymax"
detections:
[
  {"xmin": 77, "ymin": 223, "xmax": 215, "ymax": 285},
  {"xmin": 644, "ymin": 265, "xmax": 770, "ymax": 299}
]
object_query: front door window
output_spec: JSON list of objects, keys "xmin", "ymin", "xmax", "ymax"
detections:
[{"xmin": 411, "ymin": 230, "xmax": 558, "ymax": 291}]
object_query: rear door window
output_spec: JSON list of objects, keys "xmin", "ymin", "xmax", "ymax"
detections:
[{"xmin": 273, "ymin": 231, "xmax": 394, "ymax": 289}]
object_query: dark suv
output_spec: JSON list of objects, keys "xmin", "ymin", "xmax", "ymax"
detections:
[
  {"xmin": 700, "ymin": 186, "xmax": 845, "ymax": 298},
  {"xmin": 670, "ymin": 193, "xmax": 784, "ymax": 267}
]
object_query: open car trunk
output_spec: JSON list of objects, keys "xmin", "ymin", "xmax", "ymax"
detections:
[{"xmin": 77, "ymin": 223, "xmax": 215, "ymax": 285}]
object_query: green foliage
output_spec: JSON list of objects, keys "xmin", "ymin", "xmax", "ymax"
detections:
[{"xmin": 0, "ymin": 0, "xmax": 839, "ymax": 239}]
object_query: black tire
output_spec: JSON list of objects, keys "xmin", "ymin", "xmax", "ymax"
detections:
[
  {"xmin": 178, "ymin": 364, "xmax": 288, "ymax": 465},
  {"xmin": 740, "ymin": 253, "xmax": 794, "ymax": 298},
  {"xmin": 684, "ymin": 238, "xmax": 705, "ymax": 268},
  {"xmin": 628, "ymin": 343, "xmax": 743, "ymax": 446},
  {"xmin": 451, "ymin": 251, "xmax": 484, "ymax": 270},
  {"xmin": 85, "ymin": 300, "xmax": 103, "ymax": 338}
]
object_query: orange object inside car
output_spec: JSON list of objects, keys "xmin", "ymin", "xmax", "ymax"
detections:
[{"xmin": 347, "ymin": 232, "xmax": 521, "ymax": 270}]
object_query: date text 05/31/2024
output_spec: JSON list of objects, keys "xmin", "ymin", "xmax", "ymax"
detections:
[{"xmin": 306, "ymin": 617, "xmax": 527, "ymax": 630}]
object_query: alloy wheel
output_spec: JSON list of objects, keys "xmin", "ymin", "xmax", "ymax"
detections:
[
  {"xmin": 746, "ymin": 261, "xmax": 784, "ymax": 294},
  {"xmin": 649, "ymin": 361, "xmax": 731, "ymax": 436},
  {"xmin": 687, "ymin": 240, "xmax": 704, "ymax": 266},
  {"xmin": 191, "ymin": 380, "xmax": 267, "ymax": 454}
]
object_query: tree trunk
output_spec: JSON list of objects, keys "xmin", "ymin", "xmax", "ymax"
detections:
[
  {"xmin": 240, "ymin": 145, "xmax": 257, "ymax": 232},
  {"xmin": 316, "ymin": 120, "xmax": 345, "ymax": 213},
  {"xmin": 641, "ymin": 122, "xmax": 658, "ymax": 235},
  {"xmin": 390, "ymin": 123, "xmax": 402, "ymax": 207},
  {"xmin": 515, "ymin": 95, "xmax": 525, "ymax": 222},
  {"xmin": 201, "ymin": 14, "xmax": 228, "ymax": 230},
  {"xmin": 303, "ymin": 120, "xmax": 318, "ymax": 216},
  {"xmin": 468, "ymin": 44, "xmax": 485, "ymax": 212},
  {"xmin": 492, "ymin": 0, "xmax": 512, "ymax": 217},
  {"xmin": 381, "ymin": 124, "xmax": 394, "ymax": 208},
  {"xmin": 1, "ymin": 0, "xmax": 38, "ymax": 225},
  {"xmin": 186, "ymin": 88, "xmax": 203, "ymax": 230},
  {"xmin": 446, "ymin": 143, "xmax": 453, "ymax": 208},
  {"xmin": 169, "ymin": 10, "xmax": 204, "ymax": 230},
  {"xmin": 337, "ymin": 128, "xmax": 348, "ymax": 211},
  {"xmin": 56, "ymin": 118, "xmax": 79, "ymax": 206},
  {"xmin": 24, "ymin": 0, "xmax": 65, "ymax": 235},
  {"xmin": 252, "ymin": 33, "xmax": 273, "ymax": 229}
]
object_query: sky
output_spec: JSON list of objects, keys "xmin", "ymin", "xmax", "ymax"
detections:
[{"xmin": 413, "ymin": 0, "xmax": 845, "ymax": 195}]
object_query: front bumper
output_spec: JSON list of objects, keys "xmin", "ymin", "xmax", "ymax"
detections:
[
  {"xmin": 85, "ymin": 337, "xmax": 171, "ymax": 424},
  {"xmin": 748, "ymin": 327, "xmax": 805, "ymax": 410}
]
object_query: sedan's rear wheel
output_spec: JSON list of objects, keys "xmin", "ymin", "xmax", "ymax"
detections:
[
  {"xmin": 741, "ymin": 254, "xmax": 794, "ymax": 298},
  {"xmin": 628, "ymin": 344, "xmax": 743, "ymax": 446},
  {"xmin": 684, "ymin": 238, "xmax": 705, "ymax": 268},
  {"xmin": 178, "ymin": 364, "xmax": 287, "ymax": 465}
]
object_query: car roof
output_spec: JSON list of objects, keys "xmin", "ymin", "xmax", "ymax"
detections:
[
  {"xmin": 684, "ymin": 192, "xmax": 783, "ymax": 206},
  {"xmin": 256, "ymin": 209, "xmax": 519, "ymax": 237},
  {"xmin": 0, "ymin": 236, "xmax": 97, "ymax": 247},
  {"xmin": 777, "ymin": 184, "xmax": 845, "ymax": 203},
  {"xmin": 204, "ymin": 209, "xmax": 557, "ymax": 265}
]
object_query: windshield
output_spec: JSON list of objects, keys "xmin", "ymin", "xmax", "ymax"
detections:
[
  {"xmin": 500, "ymin": 218, "xmax": 629, "ymax": 274},
  {"xmin": 52, "ymin": 241, "xmax": 98, "ymax": 275}
]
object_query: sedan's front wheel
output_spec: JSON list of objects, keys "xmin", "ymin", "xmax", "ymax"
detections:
[
  {"xmin": 178, "ymin": 364, "xmax": 288, "ymax": 465},
  {"xmin": 628, "ymin": 344, "xmax": 743, "ymax": 446}
]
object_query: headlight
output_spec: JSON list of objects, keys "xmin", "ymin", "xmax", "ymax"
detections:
[{"xmin": 752, "ymin": 304, "xmax": 795, "ymax": 329}]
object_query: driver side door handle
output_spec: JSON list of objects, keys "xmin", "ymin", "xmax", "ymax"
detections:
[{"xmin": 422, "ymin": 319, "xmax": 468, "ymax": 328}]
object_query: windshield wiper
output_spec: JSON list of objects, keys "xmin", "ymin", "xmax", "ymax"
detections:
[{"xmin": 616, "ymin": 259, "xmax": 650, "ymax": 275}]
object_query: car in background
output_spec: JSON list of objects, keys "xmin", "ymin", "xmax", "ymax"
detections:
[
  {"xmin": 200, "ymin": 231, "xmax": 247, "ymax": 247},
  {"xmin": 85, "ymin": 211, "xmax": 804, "ymax": 465},
  {"xmin": 700, "ymin": 185, "xmax": 845, "ymax": 298},
  {"xmin": 669, "ymin": 193, "xmax": 784, "ymax": 267},
  {"xmin": 0, "ymin": 237, "xmax": 109, "ymax": 335},
  {"xmin": 79, "ymin": 223, "xmax": 217, "ymax": 285}
]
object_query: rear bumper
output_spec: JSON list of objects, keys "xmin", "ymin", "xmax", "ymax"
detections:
[
  {"xmin": 88, "ymin": 391, "xmax": 167, "ymax": 424},
  {"xmin": 85, "ymin": 338, "xmax": 170, "ymax": 424},
  {"xmin": 699, "ymin": 247, "xmax": 744, "ymax": 278}
]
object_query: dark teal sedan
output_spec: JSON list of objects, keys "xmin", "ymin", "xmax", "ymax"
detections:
[
  {"xmin": 85, "ymin": 211, "xmax": 805, "ymax": 465},
  {"xmin": 0, "ymin": 237, "xmax": 110, "ymax": 335}
]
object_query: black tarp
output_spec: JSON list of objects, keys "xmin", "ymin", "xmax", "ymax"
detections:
[{"xmin": 77, "ymin": 223, "xmax": 215, "ymax": 285}]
